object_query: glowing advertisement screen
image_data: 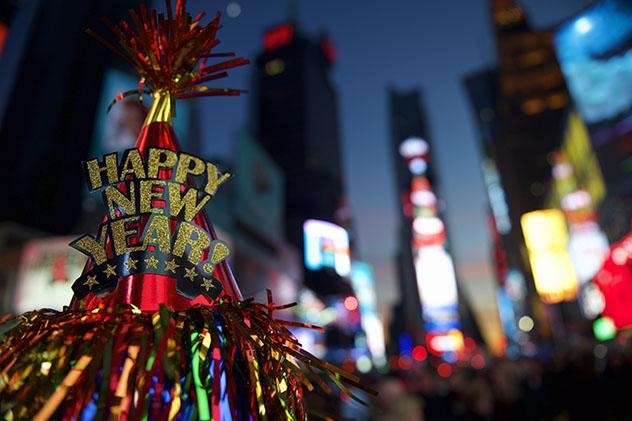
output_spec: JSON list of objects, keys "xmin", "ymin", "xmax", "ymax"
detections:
[
  {"xmin": 594, "ymin": 230, "xmax": 632, "ymax": 329},
  {"xmin": 92, "ymin": 68, "xmax": 191, "ymax": 157},
  {"xmin": 350, "ymin": 262, "xmax": 386, "ymax": 362},
  {"xmin": 554, "ymin": 0, "xmax": 632, "ymax": 189},
  {"xmin": 521, "ymin": 210, "xmax": 578, "ymax": 304},
  {"xmin": 14, "ymin": 237, "xmax": 88, "ymax": 313},
  {"xmin": 303, "ymin": 219, "xmax": 350, "ymax": 276},
  {"xmin": 414, "ymin": 246, "xmax": 461, "ymax": 337}
]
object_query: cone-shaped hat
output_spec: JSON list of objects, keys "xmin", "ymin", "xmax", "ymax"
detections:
[{"xmin": 70, "ymin": 1, "xmax": 248, "ymax": 311}]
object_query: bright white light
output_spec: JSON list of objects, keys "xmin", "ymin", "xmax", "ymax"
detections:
[
  {"xmin": 552, "ymin": 162, "xmax": 573, "ymax": 180},
  {"xmin": 580, "ymin": 283, "xmax": 605, "ymax": 319},
  {"xmin": 518, "ymin": 316, "xmax": 534, "ymax": 332},
  {"xmin": 303, "ymin": 219, "xmax": 350, "ymax": 276},
  {"xmin": 413, "ymin": 216, "xmax": 444, "ymax": 237},
  {"xmin": 561, "ymin": 190, "xmax": 592, "ymax": 211},
  {"xmin": 414, "ymin": 246, "xmax": 458, "ymax": 309},
  {"xmin": 399, "ymin": 137, "xmax": 429, "ymax": 158},
  {"xmin": 568, "ymin": 222, "xmax": 609, "ymax": 283},
  {"xmin": 356, "ymin": 355, "xmax": 372, "ymax": 373},
  {"xmin": 411, "ymin": 190, "xmax": 437, "ymax": 207},
  {"xmin": 575, "ymin": 17, "xmax": 592, "ymax": 34},
  {"xmin": 226, "ymin": 2, "xmax": 242, "ymax": 18},
  {"xmin": 362, "ymin": 314, "xmax": 386, "ymax": 361},
  {"xmin": 408, "ymin": 158, "xmax": 427, "ymax": 174},
  {"xmin": 429, "ymin": 332, "xmax": 463, "ymax": 353}
]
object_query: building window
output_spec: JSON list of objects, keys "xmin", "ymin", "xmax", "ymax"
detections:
[
  {"xmin": 521, "ymin": 98, "xmax": 545, "ymax": 115},
  {"xmin": 546, "ymin": 93, "xmax": 567, "ymax": 110}
]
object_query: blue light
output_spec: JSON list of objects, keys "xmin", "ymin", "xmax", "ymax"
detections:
[
  {"xmin": 575, "ymin": 17, "xmax": 592, "ymax": 34},
  {"xmin": 398, "ymin": 332, "xmax": 413, "ymax": 356},
  {"xmin": 443, "ymin": 352, "xmax": 457, "ymax": 363}
]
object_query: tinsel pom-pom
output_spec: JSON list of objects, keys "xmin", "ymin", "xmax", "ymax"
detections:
[{"xmin": 0, "ymin": 295, "xmax": 370, "ymax": 420}]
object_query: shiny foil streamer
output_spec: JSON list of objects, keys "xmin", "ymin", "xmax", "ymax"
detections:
[
  {"xmin": 86, "ymin": 0, "xmax": 250, "ymax": 112},
  {"xmin": 0, "ymin": 295, "xmax": 372, "ymax": 420}
]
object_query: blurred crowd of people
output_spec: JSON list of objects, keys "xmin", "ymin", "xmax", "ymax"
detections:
[{"xmin": 370, "ymin": 341, "xmax": 632, "ymax": 421}]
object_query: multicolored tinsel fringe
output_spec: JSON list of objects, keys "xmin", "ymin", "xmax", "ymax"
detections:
[
  {"xmin": 86, "ymin": 0, "xmax": 250, "ymax": 113},
  {"xmin": 0, "ymin": 294, "xmax": 371, "ymax": 420}
]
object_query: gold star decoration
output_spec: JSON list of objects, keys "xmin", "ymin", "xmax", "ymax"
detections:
[
  {"xmin": 184, "ymin": 266, "xmax": 197, "ymax": 281},
  {"xmin": 165, "ymin": 259, "xmax": 180, "ymax": 274},
  {"xmin": 125, "ymin": 257, "xmax": 138, "ymax": 271},
  {"xmin": 102, "ymin": 264, "xmax": 117, "ymax": 278},
  {"xmin": 201, "ymin": 278, "xmax": 216, "ymax": 292},
  {"xmin": 144, "ymin": 255, "xmax": 159, "ymax": 269},
  {"xmin": 83, "ymin": 275, "xmax": 99, "ymax": 289}
]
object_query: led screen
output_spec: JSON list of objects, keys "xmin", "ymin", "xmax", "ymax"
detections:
[
  {"xmin": 554, "ymin": 0, "xmax": 632, "ymax": 193},
  {"xmin": 303, "ymin": 219, "xmax": 350, "ymax": 276}
]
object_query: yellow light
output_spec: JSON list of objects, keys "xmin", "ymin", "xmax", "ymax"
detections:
[
  {"xmin": 518, "ymin": 316, "xmax": 534, "ymax": 332},
  {"xmin": 264, "ymin": 59, "xmax": 285, "ymax": 76},
  {"xmin": 521, "ymin": 209, "xmax": 578, "ymax": 303},
  {"xmin": 563, "ymin": 112, "xmax": 606, "ymax": 205}
]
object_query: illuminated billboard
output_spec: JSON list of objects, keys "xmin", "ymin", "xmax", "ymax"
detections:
[
  {"xmin": 521, "ymin": 210, "xmax": 578, "ymax": 303},
  {"xmin": 553, "ymin": 1, "xmax": 632, "ymax": 194},
  {"xmin": 14, "ymin": 237, "xmax": 87, "ymax": 313},
  {"xmin": 414, "ymin": 245, "xmax": 462, "ymax": 352},
  {"xmin": 91, "ymin": 68, "xmax": 191, "ymax": 158},
  {"xmin": 303, "ymin": 219, "xmax": 350, "ymax": 276},
  {"xmin": 593, "ymin": 230, "xmax": 632, "ymax": 329},
  {"xmin": 414, "ymin": 246, "xmax": 459, "ymax": 310},
  {"xmin": 350, "ymin": 262, "xmax": 386, "ymax": 363}
]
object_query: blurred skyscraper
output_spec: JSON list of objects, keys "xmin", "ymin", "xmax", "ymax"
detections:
[
  {"xmin": 490, "ymin": 0, "xmax": 569, "ymax": 244},
  {"xmin": 464, "ymin": 0, "xmax": 579, "ymax": 342},
  {"xmin": 0, "ymin": 0, "xmax": 145, "ymax": 234},
  {"xmin": 388, "ymin": 89, "xmax": 428, "ymax": 346},
  {"xmin": 388, "ymin": 89, "xmax": 477, "ymax": 356},
  {"xmin": 251, "ymin": 21, "xmax": 353, "ymax": 298}
]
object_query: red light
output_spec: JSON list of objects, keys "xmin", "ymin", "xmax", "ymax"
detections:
[
  {"xmin": 412, "ymin": 345, "xmax": 428, "ymax": 362},
  {"xmin": 343, "ymin": 296, "xmax": 359, "ymax": 311},
  {"xmin": 437, "ymin": 363, "xmax": 452, "ymax": 378},
  {"xmin": 398, "ymin": 356, "xmax": 413, "ymax": 370},
  {"xmin": 412, "ymin": 177, "xmax": 431, "ymax": 191},
  {"xmin": 342, "ymin": 358, "xmax": 356, "ymax": 373},
  {"xmin": 320, "ymin": 37, "xmax": 337, "ymax": 63},
  {"xmin": 471, "ymin": 354, "xmax": 485, "ymax": 370},
  {"xmin": 0, "ymin": 23, "xmax": 7, "ymax": 56},
  {"xmin": 464, "ymin": 337, "xmax": 477, "ymax": 353},
  {"xmin": 263, "ymin": 24, "xmax": 294, "ymax": 51}
]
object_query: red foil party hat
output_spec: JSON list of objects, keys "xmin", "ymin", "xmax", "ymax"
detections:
[{"xmin": 71, "ymin": 1, "xmax": 249, "ymax": 311}]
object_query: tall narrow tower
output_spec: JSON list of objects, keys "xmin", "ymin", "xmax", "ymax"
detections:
[
  {"xmin": 490, "ymin": 0, "xmax": 570, "ymax": 292},
  {"xmin": 251, "ymin": 22, "xmax": 351, "ymax": 296}
]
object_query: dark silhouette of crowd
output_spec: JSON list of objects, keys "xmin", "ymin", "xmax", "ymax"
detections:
[{"xmin": 369, "ymin": 340, "xmax": 632, "ymax": 421}]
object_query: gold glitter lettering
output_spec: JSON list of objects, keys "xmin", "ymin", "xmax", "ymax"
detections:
[
  {"xmin": 140, "ymin": 180, "xmax": 166, "ymax": 214},
  {"xmin": 111, "ymin": 215, "xmax": 144, "ymax": 256},
  {"xmin": 172, "ymin": 221, "xmax": 210, "ymax": 265},
  {"xmin": 168, "ymin": 183, "xmax": 210, "ymax": 222},
  {"xmin": 141, "ymin": 214, "xmax": 171, "ymax": 253},
  {"xmin": 174, "ymin": 153, "xmax": 205, "ymax": 184},
  {"xmin": 86, "ymin": 153, "xmax": 119, "ymax": 190},
  {"xmin": 70, "ymin": 224, "xmax": 109, "ymax": 265},
  {"xmin": 204, "ymin": 162, "xmax": 231, "ymax": 196},
  {"xmin": 199, "ymin": 240, "xmax": 230, "ymax": 275},
  {"xmin": 119, "ymin": 149, "xmax": 146, "ymax": 180},
  {"xmin": 147, "ymin": 148, "xmax": 177, "ymax": 179},
  {"xmin": 103, "ymin": 184, "xmax": 137, "ymax": 220}
]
